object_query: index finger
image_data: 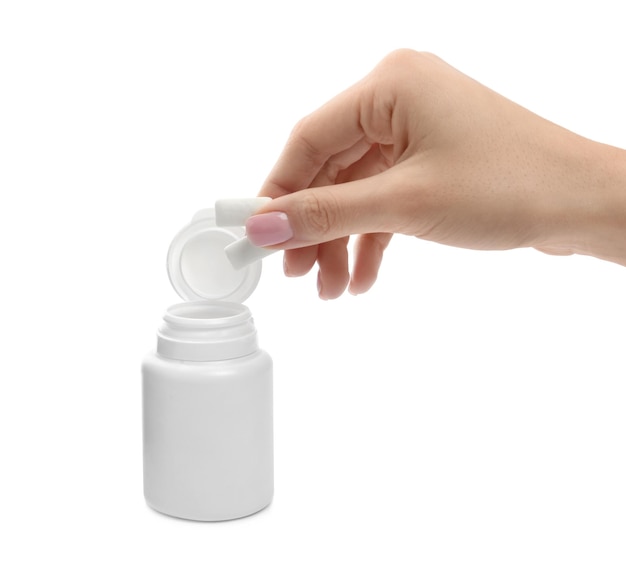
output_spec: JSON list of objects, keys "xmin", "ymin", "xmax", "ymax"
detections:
[{"xmin": 259, "ymin": 82, "xmax": 369, "ymax": 198}]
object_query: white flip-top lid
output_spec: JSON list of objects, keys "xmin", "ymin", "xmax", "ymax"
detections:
[{"xmin": 166, "ymin": 208, "xmax": 261, "ymax": 303}]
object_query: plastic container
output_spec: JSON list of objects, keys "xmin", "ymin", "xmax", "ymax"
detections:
[{"xmin": 142, "ymin": 208, "xmax": 273, "ymax": 521}]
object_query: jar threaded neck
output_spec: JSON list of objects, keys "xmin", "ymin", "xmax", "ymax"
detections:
[{"xmin": 157, "ymin": 301, "xmax": 258, "ymax": 361}]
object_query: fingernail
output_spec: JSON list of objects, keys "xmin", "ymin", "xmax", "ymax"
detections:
[
  {"xmin": 317, "ymin": 273, "xmax": 327, "ymax": 300},
  {"xmin": 246, "ymin": 212, "xmax": 293, "ymax": 247},
  {"xmin": 283, "ymin": 254, "xmax": 292, "ymax": 277}
]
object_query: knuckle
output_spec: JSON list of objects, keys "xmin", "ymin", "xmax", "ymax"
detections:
[
  {"xmin": 288, "ymin": 116, "xmax": 322, "ymax": 161},
  {"xmin": 380, "ymin": 48, "xmax": 421, "ymax": 69},
  {"xmin": 377, "ymin": 49, "xmax": 441, "ymax": 79},
  {"xmin": 300, "ymin": 190, "xmax": 338, "ymax": 238},
  {"xmin": 288, "ymin": 117, "xmax": 308, "ymax": 141}
]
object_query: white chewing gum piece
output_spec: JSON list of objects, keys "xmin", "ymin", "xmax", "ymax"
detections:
[
  {"xmin": 215, "ymin": 197, "xmax": 272, "ymax": 227},
  {"xmin": 224, "ymin": 236, "xmax": 275, "ymax": 270}
]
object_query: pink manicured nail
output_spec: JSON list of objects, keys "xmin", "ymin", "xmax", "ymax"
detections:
[{"xmin": 246, "ymin": 212, "xmax": 293, "ymax": 247}]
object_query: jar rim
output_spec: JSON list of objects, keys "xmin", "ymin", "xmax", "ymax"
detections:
[
  {"xmin": 164, "ymin": 300, "xmax": 251, "ymax": 328},
  {"xmin": 158, "ymin": 300, "xmax": 258, "ymax": 361}
]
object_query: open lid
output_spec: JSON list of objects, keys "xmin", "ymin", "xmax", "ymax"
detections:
[{"xmin": 166, "ymin": 208, "xmax": 262, "ymax": 303}]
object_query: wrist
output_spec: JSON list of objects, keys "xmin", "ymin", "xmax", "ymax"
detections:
[{"xmin": 537, "ymin": 136, "xmax": 626, "ymax": 266}]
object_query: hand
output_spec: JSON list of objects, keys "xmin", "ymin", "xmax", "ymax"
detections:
[{"xmin": 248, "ymin": 49, "xmax": 626, "ymax": 298}]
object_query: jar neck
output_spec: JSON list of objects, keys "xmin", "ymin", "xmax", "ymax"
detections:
[{"xmin": 157, "ymin": 301, "xmax": 258, "ymax": 361}]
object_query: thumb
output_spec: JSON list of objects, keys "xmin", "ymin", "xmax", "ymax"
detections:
[{"xmin": 247, "ymin": 171, "xmax": 402, "ymax": 249}]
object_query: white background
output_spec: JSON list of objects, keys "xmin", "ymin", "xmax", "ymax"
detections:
[{"xmin": 1, "ymin": 1, "xmax": 625, "ymax": 570}]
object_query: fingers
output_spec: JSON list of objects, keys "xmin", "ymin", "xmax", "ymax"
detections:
[
  {"xmin": 252, "ymin": 49, "xmax": 430, "ymax": 297},
  {"xmin": 307, "ymin": 137, "xmax": 372, "ymax": 188},
  {"xmin": 310, "ymin": 141, "xmax": 393, "ymax": 188},
  {"xmin": 258, "ymin": 59, "xmax": 398, "ymax": 199},
  {"xmin": 249, "ymin": 166, "xmax": 410, "ymax": 249},
  {"xmin": 246, "ymin": 166, "xmax": 412, "ymax": 298},
  {"xmin": 349, "ymin": 233, "xmax": 393, "ymax": 295},
  {"xmin": 259, "ymin": 86, "xmax": 368, "ymax": 199},
  {"xmin": 283, "ymin": 245, "xmax": 318, "ymax": 277},
  {"xmin": 316, "ymin": 237, "xmax": 350, "ymax": 300},
  {"xmin": 282, "ymin": 233, "xmax": 391, "ymax": 299}
]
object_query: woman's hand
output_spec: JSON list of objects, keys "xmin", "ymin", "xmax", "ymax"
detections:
[{"xmin": 248, "ymin": 49, "xmax": 626, "ymax": 298}]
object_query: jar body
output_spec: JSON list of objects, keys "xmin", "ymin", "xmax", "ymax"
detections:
[{"xmin": 142, "ymin": 302, "xmax": 273, "ymax": 521}]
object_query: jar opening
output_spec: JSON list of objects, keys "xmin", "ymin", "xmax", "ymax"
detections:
[
  {"xmin": 164, "ymin": 300, "xmax": 250, "ymax": 327},
  {"xmin": 158, "ymin": 301, "xmax": 257, "ymax": 361},
  {"xmin": 172, "ymin": 303, "xmax": 241, "ymax": 320}
]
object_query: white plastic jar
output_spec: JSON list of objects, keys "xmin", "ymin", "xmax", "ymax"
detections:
[{"xmin": 142, "ymin": 209, "xmax": 273, "ymax": 521}]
